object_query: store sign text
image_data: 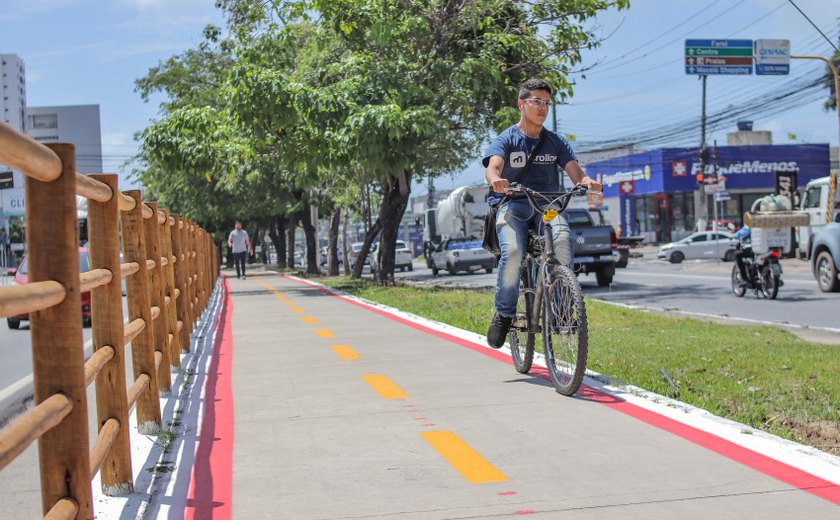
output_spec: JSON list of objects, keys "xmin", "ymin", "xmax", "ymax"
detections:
[{"xmin": 689, "ymin": 160, "xmax": 798, "ymax": 175}]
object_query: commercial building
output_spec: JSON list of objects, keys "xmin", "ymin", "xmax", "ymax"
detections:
[
  {"xmin": 587, "ymin": 142, "xmax": 831, "ymax": 243},
  {"xmin": 27, "ymin": 104, "xmax": 103, "ymax": 174},
  {"xmin": 1, "ymin": 53, "xmax": 27, "ymax": 216}
]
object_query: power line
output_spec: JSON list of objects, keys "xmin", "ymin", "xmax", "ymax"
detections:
[{"xmin": 787, "ymin": 0, "xmax": 840, "ymax": 52}]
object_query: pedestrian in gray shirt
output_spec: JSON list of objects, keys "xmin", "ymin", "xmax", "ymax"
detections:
[{"xmin": 228, "ymin": 221, "xmax": 252, "ymax": 279}]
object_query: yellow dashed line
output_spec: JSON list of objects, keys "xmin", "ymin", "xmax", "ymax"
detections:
[
  {"xmin": 316, "ymin": 329, "xmax": 336, "ymax": 338},
  {"xmin": 363, "ymin": 374, "xmax": 408, "ymax": 399},
  {"xmin": 302, "ymin": 316, "xmax": 319, "ymax": 324},
  {"xmin": 291, "ymin": 308, "xmax": 305, "ymax": 313},
  {"xmin": 331, "ymin": 345, "xmax": 360, "ymax": 360},
  {"xmin": 421, "ymin": 431, "xmax": 507, "ymax": 484},
  {"xmin": 284, "ymin": 301, "xmax": 295, "ymax": 306}
]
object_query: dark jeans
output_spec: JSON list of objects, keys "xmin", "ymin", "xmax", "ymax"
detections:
[
  {"xmin": 735, "ymin": 248, "xmax": 753, "ymax": 282},
  {"xmin": 233, "ymin": 251, "xmax": 247, "ymax": 278}
]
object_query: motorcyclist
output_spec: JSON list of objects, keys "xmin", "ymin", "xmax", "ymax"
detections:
[{"xmin": 733, "ymin": 225, "xmax": 752, "ymax": 284}]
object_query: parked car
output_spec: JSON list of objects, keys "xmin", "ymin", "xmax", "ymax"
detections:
[
  {"xmin": 658, "ymin": 231, "xmax": 737, "ymax": 263},
  {"xmin": 371, "ymin": 240, "xmax": 413, "ymax": 272},
  {"xmin": 810, "ymin": 213, "xmax": 840, "ymax": 292},
  {"xmin": 348, "ymin": 242, "xmax": 371, "ymax": 269},
  {"xmin": 430, "ymin": 236, "xmax": 495, "ymax": 276},
  {"xmin": 7, "ymin": 248, "xmax": 92, "ymax": 329},
  {"xmin": 319, "ymin": 246, "xmax": 343, "ymax": 267}
]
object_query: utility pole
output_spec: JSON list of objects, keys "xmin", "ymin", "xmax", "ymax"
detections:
[{"xmin": 698, "ymin": 75, "xmax": 709, "ymax": 231}]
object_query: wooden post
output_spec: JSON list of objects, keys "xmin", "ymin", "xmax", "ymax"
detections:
[
  {"xmin": 120, "ymin": 190, "xmax": 161, "ymax": 433},
  {"xmin": 192, "ymin": 225, "xmax": 200, "ymax": 317},
  {"xmin": 194, "ymin": 226, "xmax": 205, "ymax": 317},
  {"xmin": 28, "ymin": 144, "xmax": 93, "ymax": 518},
  {"xmin": 87, "ymin": 174, "xmax": 133, "ymax": 495},
  {"xmin": 143, "ymin": 202, "xmax": 171, "ymax": 394},
  {"xmin": 185, "ymin": 221, "xmax": 196, "ymax": 331},
  {"xmin": 160, "ymin": 210, "xmax": 181, "ymax": 368},
  {"xmin": 171, "ymin": 215, "xmax": 190, "ymax": 353}
]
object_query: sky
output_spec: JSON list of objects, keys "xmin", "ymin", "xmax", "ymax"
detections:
[{"xmin": 1, "ymin": 0, "xmax": 838, "ymax": 195}]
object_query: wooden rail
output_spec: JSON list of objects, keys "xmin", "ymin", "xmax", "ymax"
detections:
[{"xmin": 0, "ymin": 120, "xmax": 219, "ymax": 518}]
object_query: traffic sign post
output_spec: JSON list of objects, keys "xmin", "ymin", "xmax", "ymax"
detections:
[
  {"xmin": 754, "ymin": 39, "xmax": 790, "ymax": 75},
  {"xmin": 685, "ymin": 39, "xmax": 753, "ymax": 75}
]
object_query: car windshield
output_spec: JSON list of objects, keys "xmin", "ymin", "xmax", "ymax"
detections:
[
  {"xmin": 566, "ymin": 212, "xmax": 593, "ymax": 228},
  {"xmin": 446, "ymin": 239, "xmax": 482, "ymax": 250},
  {"xmin": 352, "ymin": 244, "xmax": 363, "ymax": 253},
  {"xmin": 395, "ymin": 241, "xmax": 407, "ymax": 249},
  {"xmin": 17, "ymin": 251, "xmax": 89, "ymax": 274}
]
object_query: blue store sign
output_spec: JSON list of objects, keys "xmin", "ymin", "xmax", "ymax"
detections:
[{"xmin": 592, "ymin": 144, "xmax": 830, "ymax": 198}]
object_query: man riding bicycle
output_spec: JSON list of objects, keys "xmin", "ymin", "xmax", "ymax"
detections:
[{"xmin": 484, "ymin": 78, "xmax": 600, "ymax": 348}]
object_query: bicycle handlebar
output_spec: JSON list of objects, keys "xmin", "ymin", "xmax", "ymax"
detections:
[{"xmin": 506, "ymin": 183, "xmax": 589, "ymax": 213}]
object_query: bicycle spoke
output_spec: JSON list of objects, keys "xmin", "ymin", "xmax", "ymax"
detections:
[{"xmin": 542, "ymin": 265, "xmax": 588, "ymax": 396}]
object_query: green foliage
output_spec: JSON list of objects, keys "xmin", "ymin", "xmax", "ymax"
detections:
[{"xmin": 136, "ymin": 0, "xmax": 629, "ymax": 258}]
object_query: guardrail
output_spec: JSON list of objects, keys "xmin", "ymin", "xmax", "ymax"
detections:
[{"xmin": 0, "ymin": 120, "xmax": 219, "ymax": 519}]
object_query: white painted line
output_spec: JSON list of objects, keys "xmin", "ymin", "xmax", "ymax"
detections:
[{"xmin": 593, "ymin": 299, "xmax": 840, "ymax": 335}]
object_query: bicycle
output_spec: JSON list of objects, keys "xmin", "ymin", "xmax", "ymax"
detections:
[{"xmin": 503, "ymin": 183, "xmax": 590, "ymax": 396}]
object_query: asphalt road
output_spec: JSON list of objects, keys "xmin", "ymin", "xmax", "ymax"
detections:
[{"xmin": 389, "ymin": 252, "xmax": 839, "ymax": 332}]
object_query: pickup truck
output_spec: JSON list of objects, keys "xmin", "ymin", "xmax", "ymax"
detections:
[
  {"xmin": 565, "ymin": 208, "xmax": 617, "ymax": 286},
  {"xmin": 430, "ymin": 237, "xmax": 495, "ymax": 276}
]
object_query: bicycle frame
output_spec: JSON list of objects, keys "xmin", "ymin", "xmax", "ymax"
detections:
[{"xmin": 506, "ymin": 183, "xmax": 587, "ymax": 332}]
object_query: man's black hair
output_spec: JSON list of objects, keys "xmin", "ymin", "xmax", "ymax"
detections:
[{"xmin": 519, "ymin": 78, "xmax": 553, "ymax": 99}]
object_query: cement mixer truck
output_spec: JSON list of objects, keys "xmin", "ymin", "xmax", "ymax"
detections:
[{"xmin": 422, "ymin": 184, "xmax": 495, "ymax": 273}]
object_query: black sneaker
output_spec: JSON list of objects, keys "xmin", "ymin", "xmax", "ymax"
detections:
[{"xmin": 487, "ymin": 313, "xmax": 513, "ymax": 348}]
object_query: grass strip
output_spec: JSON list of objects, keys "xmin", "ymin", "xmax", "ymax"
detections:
[{"xmin": 321, "ymin": 277, "xmax": 840, "ymax": 454}]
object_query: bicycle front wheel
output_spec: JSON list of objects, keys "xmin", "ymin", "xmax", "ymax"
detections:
[
  {"xmin": 509, "ymin": 259, "xmax": 535, "ymax": 374},
  {"xmin": 542, "ymin": 264, "xmax": 588, "ymax": 396}
]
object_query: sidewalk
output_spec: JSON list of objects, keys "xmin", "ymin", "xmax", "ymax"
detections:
[{"xmin": 178, "ymin": 267, "xmax": 838, "ymax": 519}]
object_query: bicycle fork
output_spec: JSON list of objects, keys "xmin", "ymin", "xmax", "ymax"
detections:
[{"xmin": 527, "ymin": 222, "xmax": 556, "ymax": 333}]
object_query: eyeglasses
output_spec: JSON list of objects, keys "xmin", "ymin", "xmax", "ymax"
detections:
[{"xmin": 523, "ymin": 98, "xmax": 551, "ymax": 108}]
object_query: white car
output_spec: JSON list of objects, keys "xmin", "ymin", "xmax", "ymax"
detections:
[
  {"xmin": 658, "ymin": 231, "xmax": 738, "ymax": 263},
  {"xmin": 371, "ymin": 240, "xmax": 414, "ymax": 272},
  {"xmin": 430, "ymin": 237, "xmax": 495, "ymax": 275}
]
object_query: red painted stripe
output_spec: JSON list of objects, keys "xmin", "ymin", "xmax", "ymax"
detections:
[
  {"xmin": 186, "ymin": 278, "xmax": 235, "ymax": 520},
  {"xmin": 283, "ymin": 275, "xmax": 840, "ymax": 506}
]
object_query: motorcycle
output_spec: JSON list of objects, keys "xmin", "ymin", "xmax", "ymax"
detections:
[{"xmin": 731, "ymin": 241, "xmax": 783, "ymax": 299}]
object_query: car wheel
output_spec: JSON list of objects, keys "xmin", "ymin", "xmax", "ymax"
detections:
[
  {"xmin": 7, "ymin": 318, "xmax": 20, "ymax": 330},
  {"xmin": 669, "ymin": 251, "xmax": 684, "ymax": 264},
  {"xmin": 485, "ymin": 266, "xmax": 493, "ymax": 274},
  {"xmin": 815, "ymin": 251, "xmax": 840, "ymax": 292},
  {"xmin": 83, "ymin": 316, "xmax": 92, "ymax": 328},
  {"xmin": 595, "ymin": 267, "xmax": 613, "ymax": 287},
  {"xmin": 723, "ymin": 249, "xmax": 735, "ymax": 262},
  {"xmin": 408, "ymin": 263, "xmax": 413, "ymax": 272},
  {"xmin": 432, "ymin": 266, "xmax": 439, "ymax": 276},
  {"xmin": 447, "ymin": 262, "xmax": 456, "ymax": 276}
]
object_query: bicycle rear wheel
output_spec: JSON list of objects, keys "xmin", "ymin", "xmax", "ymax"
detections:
[
  {"xmin": 509, "ymin": 258, "xmax": 535, "ymax": 374},
  {"xmin": 542, "ymin": 263, "xmax": 588, "ymax": 396}
]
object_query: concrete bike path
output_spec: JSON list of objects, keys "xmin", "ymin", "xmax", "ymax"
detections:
[{"xmin": 213, "ymin": 270, "xmax": 839, "ymax": 519}]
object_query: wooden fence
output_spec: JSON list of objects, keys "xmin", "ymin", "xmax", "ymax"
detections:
[{"xmin": 0, "ymin": 120, "xmax": 219, "ymax": 519}]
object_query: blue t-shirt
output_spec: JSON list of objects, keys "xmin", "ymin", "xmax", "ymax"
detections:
[{"xmin": 482, "ymin": 125, "xmax": 577, "ymax": 206}]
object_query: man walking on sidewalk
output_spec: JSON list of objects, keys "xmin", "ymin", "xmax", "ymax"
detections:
[{"xmin": 228, "ymin": 221, "xmax": 252, "ymax": 280}]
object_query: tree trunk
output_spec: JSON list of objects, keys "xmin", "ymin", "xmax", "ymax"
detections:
[
  {"xmin": 268, "ymin": 214, "xmax": 287, "ymax": 269},
  {"xmin": 342, "ymin": 209, "xmax": 351, "ymax": 276},
  {"xmin": 300, "ymin": 199, "xmax": 319, "ymax": 275},
  {"xmin": 287, "ymin": 213, "xmax": 297, "ymax": 269},
  {"xmin": 374, "ymin": 169, "xmax": 412, "ymax": 285},
  {"xmin": 351, "ymin": 218, "xmax": 381, "ymax": 279},
  {"xmin": 328, "ymin": 207, "xmax": 341, "ymax": 276}
]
